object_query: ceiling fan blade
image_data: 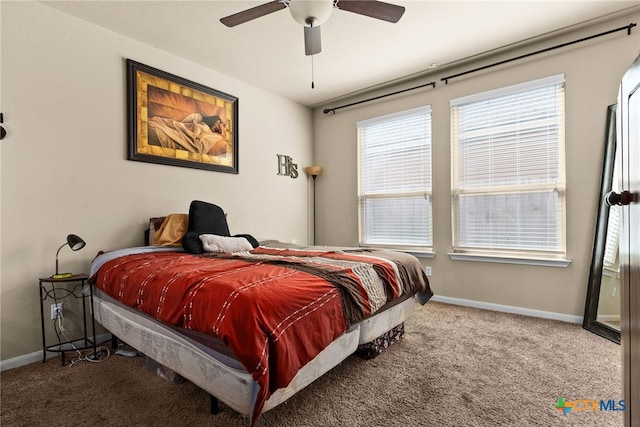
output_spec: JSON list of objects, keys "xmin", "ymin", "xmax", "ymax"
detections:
[
  {"xmin": 336, "ymin": 0, "xmax": 405, "ymax": 23},
  {"xmin": 220, "ymin": 1, "xmax": 287, "ymax": 27},
  {"xmin": 304, "ymin": 25, "xmax": 322, "ymax": 55}
]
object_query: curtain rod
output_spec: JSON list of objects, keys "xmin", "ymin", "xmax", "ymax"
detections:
[
  {"xmin": 441, "ymin": 22, "xmax": 636, "ymax": 84},
  {"xmin": 322, "ymin": 22, "xmax": 635, "ymax": 115},
  {"xmin": 322, "ymin": 81, "xmax": 435, "ymax": 115}
]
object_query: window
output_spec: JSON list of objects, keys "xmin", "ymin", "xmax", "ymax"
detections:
[
  {"xmin": 357, "ymin": 106, "xmax": 432, "ymax": 251},
  {"xmin": 451, "ymin": 75, "xmax": 566, "ymax": 258}
]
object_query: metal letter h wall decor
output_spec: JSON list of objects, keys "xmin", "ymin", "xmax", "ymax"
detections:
[{"xmin": 277, "ymin": 154, "xmax": 298, "ymax": 178}]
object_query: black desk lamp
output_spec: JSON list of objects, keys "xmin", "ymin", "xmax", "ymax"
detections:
[{"xmin": 54, "ymin": 234, "xmax": 86, "ymax": 278}]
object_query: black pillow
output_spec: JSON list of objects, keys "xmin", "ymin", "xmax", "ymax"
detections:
[
  {"xmin": 182, "ymin": 201, "xmax": 231, "ymax": 253},
  {"xmin": 182, "ymin": 231, "xmax": 204, "ymax": 254},
  {"xmin": 188, "ymin": 200, "xmax": 231, "ymax": 236}
]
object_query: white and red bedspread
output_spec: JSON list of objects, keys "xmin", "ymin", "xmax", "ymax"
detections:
[{"xmin": 90, "ymin": 245, "xmax": 431, "ymax": 423}]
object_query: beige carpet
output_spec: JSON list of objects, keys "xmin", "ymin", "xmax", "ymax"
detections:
[{"xmin": 1, "ymin": 301, "xmax": 622, "ymax": 426}]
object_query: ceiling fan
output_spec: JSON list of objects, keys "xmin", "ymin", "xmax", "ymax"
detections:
[{"xmin": 220, "ymin": 1, "xmax": 405, "ymax": 56}]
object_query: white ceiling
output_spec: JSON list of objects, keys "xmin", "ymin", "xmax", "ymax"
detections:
[{"xmin": 42, "ymin": 1, "xmax": 640, "ymax": 107}]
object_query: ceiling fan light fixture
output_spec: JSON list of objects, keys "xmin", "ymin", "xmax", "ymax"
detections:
[{"xmin": 289, "ymin": 0, "xmax": 333, "ymax": 27}]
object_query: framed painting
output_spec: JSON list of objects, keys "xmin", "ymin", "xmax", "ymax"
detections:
[{"xmin": 127, "ymin": 59, "xmax": 239, "ymax": 173}]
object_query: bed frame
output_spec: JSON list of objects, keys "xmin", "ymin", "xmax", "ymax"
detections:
[{"xmin": 93, "ymin": 288, "xmax": 416, "ymax": 422}]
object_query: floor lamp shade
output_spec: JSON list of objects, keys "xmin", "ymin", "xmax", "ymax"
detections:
[{"xmin": 304, "ymin": 166, "xmax": 323, "ymax": 178}]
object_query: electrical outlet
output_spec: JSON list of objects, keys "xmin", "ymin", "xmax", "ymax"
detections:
[
  {"xmin": 50, "ymin": 303, "xmax": 63, "ymax": 320},
  {"xmin": 425, "ymin": 266, "xmax": 432, "ymax": 277}
]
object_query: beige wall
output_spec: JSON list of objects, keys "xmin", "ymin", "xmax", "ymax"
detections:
[
  {"xmin": 0, "ymin": 2, "xmax": 313, "ymax": 361},
  {"xmin": 312, "ymin": 11, "xmax": 640, "ymax": 318}
]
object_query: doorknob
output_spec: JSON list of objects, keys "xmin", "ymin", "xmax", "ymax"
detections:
[{"xmin": 605, "ymin": 190, "xmax": 638, "ymax": 206}]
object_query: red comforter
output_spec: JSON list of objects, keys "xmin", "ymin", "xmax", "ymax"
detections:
[{"xmin": 90, "ymin": 246, "xmax": 431, "ymax": 423}]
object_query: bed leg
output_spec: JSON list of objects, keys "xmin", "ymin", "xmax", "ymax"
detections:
[
  {"xmin": 111, "ymin": 334, "xmax": 119, "ymax": 350},
  {"xmin": 210, "ymin": 395, "xmax": 219, "ymax": 415}
]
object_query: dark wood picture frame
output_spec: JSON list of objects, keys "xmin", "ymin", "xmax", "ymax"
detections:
[{"xmin": 127, "ymin": 59, "xmax": 239, "ymax": 174}]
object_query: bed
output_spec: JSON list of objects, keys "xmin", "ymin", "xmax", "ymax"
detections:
[{"xmin": 89, "ymin": 201, "xmax": 432, "ymax": 425}]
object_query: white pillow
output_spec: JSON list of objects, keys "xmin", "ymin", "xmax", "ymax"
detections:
[{"xmin": 199, "ymin": 234, "xmax": 253, "ymax": 253}]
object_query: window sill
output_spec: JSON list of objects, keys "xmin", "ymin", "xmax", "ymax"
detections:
[
  {"xmin": 360, "ymin": 244, "xmax": 434, "ymax": 259},
  {"xmin": 447, "ymin": 252, "xmax": 571, "ymax": 267},
  {"xmin": 405, "ymin": 251, "xmax": 435, "ymax": 259}
]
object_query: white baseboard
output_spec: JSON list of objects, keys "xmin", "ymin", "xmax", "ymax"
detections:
[
  {"xmin": 0, "ymin": 333, "xmax": 112, "ymax": 372},
  {"xmin": 430, "ymin": 295, "xmax": 583, "ymax": 324}
]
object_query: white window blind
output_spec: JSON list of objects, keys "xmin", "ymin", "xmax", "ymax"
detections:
[
  {"xmin": 357, "ymin": 106, "xmax": 432, "ymax": 250},
  {"xmin": 451, "ymin": 75, "xmax": 566, "ymax": 256}
]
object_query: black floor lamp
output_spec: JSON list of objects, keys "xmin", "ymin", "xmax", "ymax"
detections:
[{"xmin": 304, "ymin": 166, "xmax": 323, "ymax": 245}]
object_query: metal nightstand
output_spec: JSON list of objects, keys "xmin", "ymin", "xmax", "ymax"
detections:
[{"xmin": 39, "ymin": 274, "xmax": 96, "ymax": 365}]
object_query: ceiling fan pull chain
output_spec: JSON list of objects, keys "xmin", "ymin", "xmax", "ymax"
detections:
[{"xmin": 311, "ymin": 54, "xmax": 315, "ymax": 89}]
